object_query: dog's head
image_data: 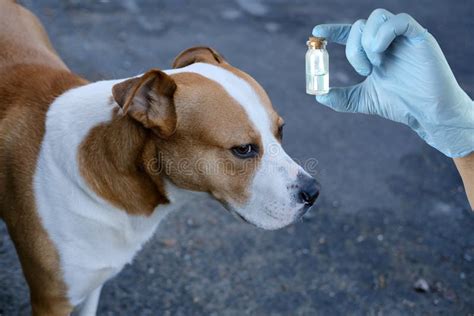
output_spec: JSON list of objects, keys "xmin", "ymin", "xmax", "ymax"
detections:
[{"xmin": 112, "ymin": 47, "xmax": 320, "ymax": 230}]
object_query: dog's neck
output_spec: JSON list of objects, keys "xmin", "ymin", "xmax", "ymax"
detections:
[{"xmin": 78, "ymin": 104, "xmax": 170, "ymax": 216}]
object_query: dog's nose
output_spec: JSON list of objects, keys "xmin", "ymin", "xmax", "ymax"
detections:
[{"xmin": 298, "ymin": 177, "xmax": 320, "ymax": 206}]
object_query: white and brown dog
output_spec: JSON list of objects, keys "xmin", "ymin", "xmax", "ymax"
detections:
[{"xmin": 0, "ymin": 1, "xmax": 320, "ymax": 315}]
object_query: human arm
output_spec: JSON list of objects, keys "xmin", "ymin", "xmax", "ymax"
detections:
[
  {"xmin": 454, "ymin": 153, "xmax": 474, "ymax": 209},
  {"xmin": 312, "ymin": 9, "xmax": 474, "ymax": 207}
]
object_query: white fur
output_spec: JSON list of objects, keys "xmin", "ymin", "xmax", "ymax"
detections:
[
  {"xmin": 76, "ymin": 286, "xmax": 102, "ymax": 316},
  {"xmin": 33, "ymin": 63, "xmax": 308, "ymax": 313}
]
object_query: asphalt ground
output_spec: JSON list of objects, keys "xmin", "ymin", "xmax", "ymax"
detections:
[{"xmin": 1, "ymin": 0, "xmax": 473, "ymax": 315}]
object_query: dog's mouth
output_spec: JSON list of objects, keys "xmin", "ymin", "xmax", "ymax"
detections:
[
  {"xmin": 296, "ymin": 204, "xmax": 312, "ymax": 218},
  {"xmin": 228, "ymin": 208, "xmax": 251, "ymax": 224},
  {"xmin": 220, "ymin": 198, "xmax": 316, "ymax": 228},
  {"xmin": 217, "ymin": 199, "xmax": 251, "ymax": 224}
]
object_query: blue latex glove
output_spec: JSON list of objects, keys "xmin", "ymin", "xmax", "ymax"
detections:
[{"xmin": 313, "ymin": 9, "xmax": 474, "ymax": 158}]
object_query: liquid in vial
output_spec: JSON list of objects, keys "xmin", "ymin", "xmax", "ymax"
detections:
[{"xmin": 306, "ymin": 37, "xmax": 329, "ymax": 95}]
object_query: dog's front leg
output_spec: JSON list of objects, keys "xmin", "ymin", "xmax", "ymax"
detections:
[{"xmin": 74, "ymin": 286, "xmax": 103, "ymax": 316}]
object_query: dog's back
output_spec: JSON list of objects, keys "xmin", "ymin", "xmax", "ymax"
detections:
[
  {"xmin": 0, "ymin": 0, "xmax": 86, "ymax": 219},
  {"xmin": 0, "ymin": 0, "xmax": 66, "ymax": 72},
  {"xmin": 0, "ymin": 0, "xmax": 72, "ymax": 119}
]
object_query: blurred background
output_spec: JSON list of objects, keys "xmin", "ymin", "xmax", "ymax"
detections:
[{"xmin": 0, "ymin": 0, "xmax": 473, "ymax": 314}]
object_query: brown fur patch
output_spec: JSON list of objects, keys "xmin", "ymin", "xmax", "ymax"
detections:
[
  {"xmin": 221, "ymin": 64, "xmax": 284, "ymax": 140},
  {"xmin": 0, "ymin": 1, "xmax": 66, "ymax": 70},
  {"xmin": 173, "ymin": 46, "xmax": 226, "ymax": 69},
  {"xmin": 78, "ymin": 109, "xmax": 170, "ymax": 216},
  {"xmin": 79, "ymin": 70, "xmax": 184, "ymax": 216},
  {"xmin": 0, "ymin": 64, "xmax": 86, "ymax": 315},
  {"xmin": 0, "ymin": 1, "xmax": 86, "ymax": 314},
  {"xmin": 173, "ymin": 46, "xmax": 284, "ymax": 141}
]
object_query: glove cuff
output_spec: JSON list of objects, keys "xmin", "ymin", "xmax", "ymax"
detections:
[{"xmin": 422, "ymin": 99, "xmax": 474, "ymax": 158}]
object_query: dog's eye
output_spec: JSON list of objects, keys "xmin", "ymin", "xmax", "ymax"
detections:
[{"xmin": 231, "ymin": 144, "xmax": 259, "ymax": 159}]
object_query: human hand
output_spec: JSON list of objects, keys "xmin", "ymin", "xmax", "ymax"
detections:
[{"xmin": 313, "ymin": 9, "xmax": 474, "ymax": 158}]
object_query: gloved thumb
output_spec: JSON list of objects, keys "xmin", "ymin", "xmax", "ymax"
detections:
[{"xmin": 315, "ymin": 86, "xmax": 360, "ymax": 113}]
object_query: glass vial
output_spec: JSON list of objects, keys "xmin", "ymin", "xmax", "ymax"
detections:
[{"xmin": 305, "ymin": 37, "xmax": 329, "ymax": 95}]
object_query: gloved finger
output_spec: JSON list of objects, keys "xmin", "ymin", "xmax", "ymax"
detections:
[
  {"xmin": 312, "ymin": 24, "xmax": 351, "ymax": 44},
  {"xmin": 372, "ymin": 13, "xmax": 428, "ymax": 53},
  {"xmin": 345, "ymin": 19, "xmax": 372, "ymax": 76},
  {"xmin": 315, "ymin": 85, "xmax": 362, "ymax": 113},
  {"xmin": 362, "ymin": 8, "xmax": 394, "ymax": 66}
]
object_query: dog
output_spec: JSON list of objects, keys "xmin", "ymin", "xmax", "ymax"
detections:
[{"xmin": 0, "ymin": 1, "xmax": 320, "ymax": 315}]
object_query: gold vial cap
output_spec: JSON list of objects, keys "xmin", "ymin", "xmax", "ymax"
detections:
[{"xmin": 307, "ymin": 36, "xmax": 326, "ymax": 49}]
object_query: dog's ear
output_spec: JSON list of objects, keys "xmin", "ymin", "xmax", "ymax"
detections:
[
  {"xmin": 172, "ymin": 46, "xmax": 226, "ymax": 68},
  {"xmin": 112, "ymin": 69, "xmax": 177, "ymax": 138}
]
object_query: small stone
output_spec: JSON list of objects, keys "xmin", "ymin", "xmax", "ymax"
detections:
[
  {"xmin": 432, "ymin": 281, "xmax": 444, "ymax": 293},
  {"xmin": 413, "ymin": 278, "xmax": 430, "ymax": 293},
  {"xmin": 221, "ymin": 9, "xmax": 242, "ymax": 20},
  {"xmin": 377, "ymin": 275, "xmax": 386, "ymax": 289},
  {"xmin": 401, "ymin": 299, "xmax": 415, "ymax": 308},
  {"xmin": 148, "ymin": 267, "xmax": 155, "ymax": 274},
  {"xmin": 264, "ymin": 22, "xmax": 280, "ymax": 33},
  {"xmin": 123, "ymin": 60, "xmax": 132, "ymax": 69},
  {"xmin": 43, "ymin": 8, "xmax": 55, "ymax": 17},
  {"xmin": 433, "ymin": 299, "xmax": 439, "ymax": 306},
  {"xmin": 208, "ymin": 217, "xmax": 218, "ymax": 225},
  {"xmin": 377, "ymin": 234, "xmax": 384, "ymax": 242},
  {"xmin": 236, "ymin": 0, "xmax": 268, "ymax": 16},
  {"xmin": 138, "ymin": 18, "xmax": 164, "ymax": 32},
  {"xmin": 160, "ymin": 239, "xmax": 177, "ymax": 248},
  {"xmin": 356, "ymin": 235, "xmax": 365, "ymax": 243},
  {"xmin": 443, "ymin": 289, "xmax": 457, "ymax": 302},
  {"xmin": 463, "ymin": 249, "xmax": 474, "ymax": 262},
  {"xmin": 318, "ymin": 236, "xmax": 326, "ymax": 244},
  {"xmin": 460, "ymin": 272, "xmax": 466, "ymax": 280}
]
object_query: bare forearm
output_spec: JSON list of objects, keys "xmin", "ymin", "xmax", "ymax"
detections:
[{"xmin": 454, "ymin": 153, "xmax": 474, "ymax": 210}]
